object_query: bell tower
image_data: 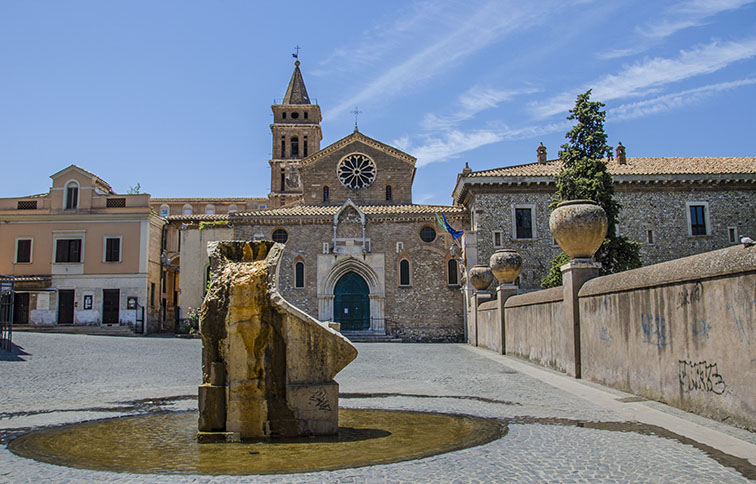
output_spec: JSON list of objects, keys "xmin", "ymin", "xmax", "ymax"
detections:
[{"xmin": 269, "ymin": 61, "xmax": 323, "ymax": 208}]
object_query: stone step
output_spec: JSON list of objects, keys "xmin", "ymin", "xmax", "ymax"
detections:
[
  {"xmin": 11, "ymin": 324, "xmax": 137, "ymax": 337},
  {"xmin": 341, "ymin": 331, "xmax": 403, "ymax": 343}
]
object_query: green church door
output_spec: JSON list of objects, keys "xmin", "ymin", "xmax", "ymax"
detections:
[{"xmin": 334, "ymin": 272, "xmax": 370, "ymax": 331}]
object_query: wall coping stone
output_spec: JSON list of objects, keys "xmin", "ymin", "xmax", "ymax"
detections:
[
  {"xmin": 504, "ymin": 286, "xmax": 563, "ymax": 309},
  {"xmin": 580, "ymin": 245, "xmax": 756, "ymax": 298},
  {"xmin": 478, "ymin": 300, "xmax": 498, "ymax": 311}
]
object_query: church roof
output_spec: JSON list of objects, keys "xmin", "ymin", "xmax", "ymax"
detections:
[
  {"xmin": 282, "ymin": 62, "xmax": 311, "ymax": 105},
  {"xmin": 234, "ymin": 203, "xmax": 464, "ymax": 219},
  {"xmin": 465, "ymin": 157, "xmax": 756, "ymax": 178},
  {"xmin": 300, "ymin": 130, "xmax": 416, "ymax": 168}
]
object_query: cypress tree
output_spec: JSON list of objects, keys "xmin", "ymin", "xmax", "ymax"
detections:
[{"xmin": 541, "ymin": 90, "xmax": 641, "ymax": 288}]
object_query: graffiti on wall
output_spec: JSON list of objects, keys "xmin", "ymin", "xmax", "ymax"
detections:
[
  {"xmin": 676, "ymin": 281, "xmax": 703, "ymax": 308},
  {"xmin": 678, "ymin": 360, "xmax": 726, "ymax": 395},
  {"xmin": 727, "ymin": 300, "xmax": 755, "ymax": 345},
  {"xmin": 690, "ymin": 318, "xmax": 712, "ymax": 339},
  {"xmin": 599, "ymin": 327, "xmax": 611, "ymax": 343},
  {"xmin": 641, "ymin": 313, "xmax": 668, "ymax": 347}
]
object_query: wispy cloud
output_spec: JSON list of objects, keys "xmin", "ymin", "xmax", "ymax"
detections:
[
  {"xmin": 324, "ymin": 1, "xmax": 550, "ymax": 120},
  {"xmin": 535, "ymin": 37, "xmax": 756, "ymax": 118},
  {"xmin": 400, "ymin": 121, "xmax": 571, "ymax": 167},
  {"xmin": 596, "ymin": 0, "xmax": 755, "ymax": 59},
  {"xmin": 610, "ymin": 77, "xmax": 756, "ymax": 120},
  {"xmin": 421, "ymin": 86, "xmax": 538, "ymax": 130}
]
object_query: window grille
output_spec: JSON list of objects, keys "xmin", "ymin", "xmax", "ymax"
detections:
[
  {"xmin": 106, "ymin": 198, "xmax": 126, "ymax": 208},
  {"xmin": 17, "ymin": 200, "xmax": 37, "ymax": 210}
]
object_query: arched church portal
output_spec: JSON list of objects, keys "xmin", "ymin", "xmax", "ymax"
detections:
[{"xmin": 333, "ymin": 272, "xmax": 370, "ymax": 331}]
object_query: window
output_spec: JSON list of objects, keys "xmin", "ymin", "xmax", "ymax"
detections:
[
  {"xmin": 17, "ymin": 200, "xmax": 37, "ymax": 210},
  {"xmin": 105, "ymin": 237, "xmax": 121, "ymax": 262},
  {"xmin": 513, "ymin": 205, "xmax": 536, "ymax": 239},
  {"xmin": 304, "ymin": 112, "xmax": 308, "ymax": 119},
  {"xmin": 646, "ymin": 230, "xmax": 654, "ymax": 245},
  {"xmin": 386, "ymin": 185, "xmax": 392, "ymax": 201},
  {"xmin": 728, "ymin": 226, "xmax": 738, "ymax": 244},
  {"xmin": 396, "ymin": 241, "xmax": 404, "ymax": 253},
  {"xmin": 399, "ymin": 259, "xmax": 410, "ymax": 286},
  {"xmin": 294, "ymin": 261, "xmax": 305, "ymax": 288},
  {"xmin": 419, "ymin": 226, "xmax": 436, "ymax": 243},
  {"xmin": 272, "ymin": 228, "xmax": 288, "ymax": 244},
  {"xmin": 282, "ymin": 112, "xmax": 286, "ymax": 119},
  {"xmin": 55, "ymin": 239, "xmax": 82, "ymax": 263},
  {"xmin": 303, "ymin": 136, "xmax": 308, "ymax": 157},
  {"xmin": 448, "ymin": 259, "xmax": 459, "ymax": 286},
  {"xmin": 16, "ymin": 239, "xmax": 32, "ymax": 263},
  {"xmin": 280, "ymin": 168, "xmax": 286, "ymax": 191},
  {"xmin": 205, "ymin": 204, "xmax": 215, "ymax": 215},
  {"xmin": 160, "ymin": 204, "xmax": 170, "ymax": 217},
  {"xmin": 493, "ymin": 231, "xmax": 503, "ymax": 248},
  {"xmin": 323, "ymin": 186, "xmax": 330, "ymax": 202},
  {"xmin": 182, "ymin": 204, "xmax": 192, "ymax": 216},
  {"xmin": 281, "ymin": 136, "xmax": 285, "ymax": 157},
  {"xmin": 65, "ymin": 182, "xmax": 79, "ymax": 209},
  {"xmin": 291, "ymin": 137, "xmax": 299, "ymax": 157},
  {"xmin": 686, "ymin": 202, "xmax": 709, "ymax": 236},
  {"xmin": 291, "ymin": 112, "xmax": 299, "ymax": 119},
  {"xmin": 228, "ymin": 204, "xmax": 238, "ymax": 214},
  {"xmin": 150, "ymin": 283, "xmax": 155, "ymax": 307}
]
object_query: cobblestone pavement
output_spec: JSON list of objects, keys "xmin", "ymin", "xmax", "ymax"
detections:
[{"xmin": 1, "ymin": 333, "xmax": 754, "ymax": 483}]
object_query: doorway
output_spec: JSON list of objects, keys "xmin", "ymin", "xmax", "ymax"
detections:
[
  {"xmin": 58, "ymin": 290, "xmax": 75, "ymax": 324},
  {"xmin": 333, "ymin": 272, "xmax": 370, "ymax": 331},
  {"xmin": 13, "ymin": 293, "xmax": 29, "ymax": 324},
  {"xmin": 103, "ymin": 289, "xmax": 120, "ymax": 324}
]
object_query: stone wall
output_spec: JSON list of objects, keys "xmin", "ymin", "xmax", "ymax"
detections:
[
  {"xmin": 579, "ymin": 245, "xmax": 756, "ymax": 430},
  {"xmin": 467, "ymin": 184, "xmax": 755, "ymax": 291},
  {"xmin": 468, "ymin": 245, "xmax": 756, "ymax": 430}
]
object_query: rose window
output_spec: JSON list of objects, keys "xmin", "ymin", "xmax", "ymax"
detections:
[{"xmin": 337, "ymin": 154, "xmax": 376, "ymax": 190}]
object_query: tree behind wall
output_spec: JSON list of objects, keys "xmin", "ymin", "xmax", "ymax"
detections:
[{"xmin": 541, "ymin": 90, "xmax": 641, "ymax": 288}]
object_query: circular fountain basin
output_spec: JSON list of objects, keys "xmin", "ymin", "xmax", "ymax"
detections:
[{"xmin": 9, "ymin": 408, "xmax": 505, "ymax": 475}]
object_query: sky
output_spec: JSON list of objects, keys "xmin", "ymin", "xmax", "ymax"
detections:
[{"xmin": 2, "ymin": 0, "xmax": 756, "ymax": 205}]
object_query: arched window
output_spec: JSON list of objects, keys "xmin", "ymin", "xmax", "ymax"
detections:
[
  {"xmin": 228, "ymin": 204, "xmax": 238, "ymax": 214},
  {"xmin": 65, "ymin": 181, "xmax": 79, "ymax": 209},
  {"xmin": 386, "ymin": 185, "xmax": 392, "ymax": 201},
  {"xmin": 272, "ymin": 228, "xmax": 288, "ymax": 244},
  {"xmin": 205, "ymin": 204, "xmax": 215, "ymax": 215},
  {"xmin": 281, "ymin": 136, "xmax": 285, "ymax": 158},
  {"xmin": 419, "ymin": 226, "xmax": 436, "ymax": 243},
  {"xmin": 291, "ymin": 137, "xmax": 299, "ymax": 157},
  {"xmin": 323, "ymin": 186, "xmax": 330, "ymax": 202},
  {"xmin": 294, "ymin": 261, "xmax": 304, "ymax": 288},
  {"xmin": 447, "ymin": 259, "xmax": 459, "ymax": 286},
  {"xmin": 159, "ymin": 204, "xmax": 170, "ymax": 217},
  {"xmin": 182, "ymin": 204, "xmax": 192, "ymax": 216},
  {"xmin": 399, "ymin": 259, "xmax": 410, "ymax": 286}
]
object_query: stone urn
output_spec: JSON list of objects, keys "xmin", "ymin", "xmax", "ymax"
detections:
[
  {"xmin": 468, "ymin": 265, "xmax": 494, "ymax": 291},
  {"xmin": 549, "ymin": 200, "xmax": 608, "ymax": 259},
  {"xmin": 489, "ymin": 249, "xmax": 522, "ymax": 284}
]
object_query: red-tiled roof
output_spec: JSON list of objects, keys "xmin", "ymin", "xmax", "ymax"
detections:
[
  {"xmin": 467, "ymin": 157, "xmax": 756, "ymax": 178},
  {"xmin": 235, "ymin": 203, "xmax": 464, "ymax": 218}
]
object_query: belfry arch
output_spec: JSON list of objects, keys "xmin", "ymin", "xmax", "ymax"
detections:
[{"xmin": 318, "ymin": 256, "xmax": 385, "ymax": 333}]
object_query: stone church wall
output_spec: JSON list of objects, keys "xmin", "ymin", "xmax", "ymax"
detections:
[
  {"xmin": 234, "ymin": 217, "xmax": 465, "ymax": 342},
  {"xmin": 301, "ymin": 141, "xmax": 414, "ymax": 205}
]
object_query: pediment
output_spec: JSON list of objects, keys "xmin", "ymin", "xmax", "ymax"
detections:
[{"xmin": 300, "ymin": 131, "xmax": 416, "ymax": 169}]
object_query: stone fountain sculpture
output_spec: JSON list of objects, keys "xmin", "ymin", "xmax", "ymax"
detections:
[{"xmin": 197, "ymin": 240, "xmax": 358, "ymax": 442}]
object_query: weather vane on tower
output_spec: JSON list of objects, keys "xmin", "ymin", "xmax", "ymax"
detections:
[{"xmin": 292, "ymin": 45, "xmax": 301, "ymax": 65}]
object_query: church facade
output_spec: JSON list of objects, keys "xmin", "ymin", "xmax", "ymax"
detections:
[{"xmin": 170, "ymin": 62, "xmax": 467, "ymax": 341}]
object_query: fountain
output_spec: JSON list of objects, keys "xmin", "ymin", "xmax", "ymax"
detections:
[
  {"xmin": 198, "ymin": 240, "xmax": 357, "ymax": 441},
  {"xmin": 7, "ymin": 240, "xmax": 505, "ymax": 475}
]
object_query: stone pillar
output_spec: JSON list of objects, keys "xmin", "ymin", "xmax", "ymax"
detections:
[
  {"xmin": 318, "ymin": 295, "xmax": 334, "ymax": 321},
  {"xmin": 561, "ymin": 259, "xmax": 600, "ymax": 378},
  {"xmin": 470, "ymin": 291, "xmax": 493, "ymax": 346},
  {"xmin": 369, "ymin": 294, "xmax": 385, "ymax": 333},
  {"xmin": 496, "ymin": 284, "xmax": 518, "ymax": 354}
]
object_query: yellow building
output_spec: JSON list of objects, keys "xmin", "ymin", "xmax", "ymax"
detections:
[{"xmin": 0, "ymin": 165, "xmax": 167, "ymax": 333}]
